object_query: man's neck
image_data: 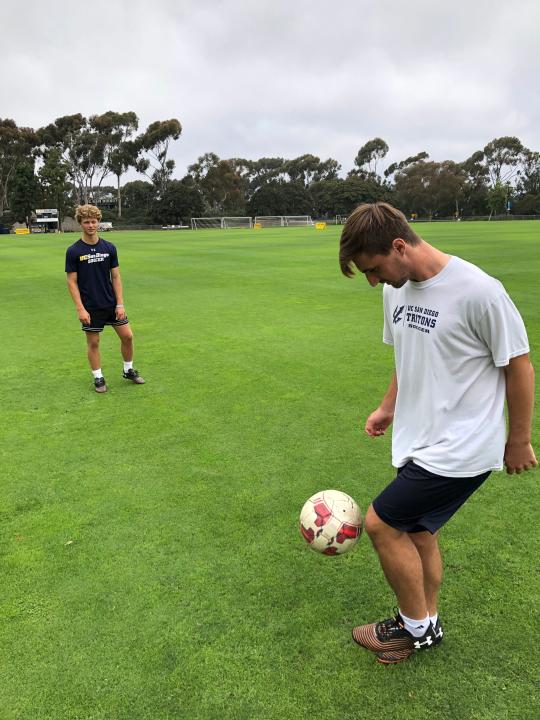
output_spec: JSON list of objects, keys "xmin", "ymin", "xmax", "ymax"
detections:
[
  {"xmin": 81, "ymin": 234, "xmax": 99, "ymax": 246},
  {"xmin": 409, "ymin": 241, "xmax": 450, "ymax": 282}
]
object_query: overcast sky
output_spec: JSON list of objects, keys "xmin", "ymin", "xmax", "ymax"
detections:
[{"xmin": 3, "ymin": 0, "xmax": 539, "ymax": 180}]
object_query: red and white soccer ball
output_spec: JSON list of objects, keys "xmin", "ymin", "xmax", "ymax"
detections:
[{"xmin": 299, "ymin": 489, "xmax": 362, "ymax": 555}]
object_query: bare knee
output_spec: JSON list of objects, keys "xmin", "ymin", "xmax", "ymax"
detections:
[
  {"xmin": 86, "ymin": 333, "xmax": 100, "ymax": 350},
  {"xmin": 365, "ymin": 504, "xmax": 388, "ymax": 541},
  {"xmin": 120, "ymin": 331, "xmax": 133, "ymax": 345}
]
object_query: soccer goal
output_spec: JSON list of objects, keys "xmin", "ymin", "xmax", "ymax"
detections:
[
  {"xmin": 253, "ymin": 216, "xmax": 284, "ymax": 227},
  {"xmin": 283, "ymin": 215, "xmax": 314, "ymax": 226},
  {"xmin": 223, "ymin": 216, "xmax": 253, "ymax": 229},
  {"xmin": 191, "ymin": 216, "xmax": 253, "ymax": 229},
  {"xmin": 191, "ymin": 217, "xmax": 223, "ymax": 230}
]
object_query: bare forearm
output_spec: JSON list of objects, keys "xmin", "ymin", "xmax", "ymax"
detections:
[
  {"xmin": 67, "ymin": 280, "xmax": 84, "ymax": 310},
  {"xmin": 503, "ymin": 354, "xmax": 537, "ymax": 474},
  {"xmin": 505, "ymin": 359, "xmax": 535, "ymax": 443},
  {"xmin": 112, "ymin": 275, "xmax": 124, "ymax": 305}
]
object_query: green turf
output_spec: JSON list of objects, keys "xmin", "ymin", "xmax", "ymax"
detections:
[{"xmin": 0, "ymin": 221, "xmax": 538, "ymax": 720}]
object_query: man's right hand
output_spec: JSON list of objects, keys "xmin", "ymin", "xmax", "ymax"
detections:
[
  {"xmin": 78, "ymin": 307, "xmax": 91, "ymax": 324},
  {"xmin": 365, "ymin": 407, "xmax": 394, "ymax": 437}
]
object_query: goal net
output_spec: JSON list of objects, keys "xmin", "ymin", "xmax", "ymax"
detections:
[
  {"xmin": 223, "ymin": 216, "xmax": 253, "ymax": 229},
  {"xmin": 253, "ymin": 216, "xmax": 284, "ymax": 227},
  {"xmin": 283, "ymin": 215, "xmax": 314, "ymax": 226},
  {"xmin": 191, "ymin": 217, "xmax": 253, "ymax": 229},
  {"xmin": 191, "ymin": 217, "xmax": 223, "ymax": 229}
]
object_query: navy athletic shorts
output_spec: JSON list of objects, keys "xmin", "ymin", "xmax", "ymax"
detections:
[
  {"xmin": 372, "ymin": 461, "xmax": 491, "ymax": 534},
  {"xmin": 81, "ymin": 306, "xmax": 129, "ymax": 332}
]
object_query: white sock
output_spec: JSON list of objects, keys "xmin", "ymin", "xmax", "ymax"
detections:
[
  {"xmin": 123, "ymin": 361, "xmax": 133, "ymax": 372},
  {"xmin": 399, "ymin": 609, "xmax": 430, "ymax": 638},
  {"xmin": 92, "ymin": 368, "xmax": 103, "ymax": 379},
  {"xmin": 430, "ymin": 613, "xmax": 438, "ymax": 627}
]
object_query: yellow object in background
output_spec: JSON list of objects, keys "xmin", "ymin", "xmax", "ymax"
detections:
[
  {"xmin": 315, "ymin": 222, "xmax": 327, "ymax": 230},
  {"xmin": 253, "ymin": 223, "xmax": 262, "ymax": 229},
  {"xmin": 15, "ymin": 228, "xmax": 30, "ymax": 234}
]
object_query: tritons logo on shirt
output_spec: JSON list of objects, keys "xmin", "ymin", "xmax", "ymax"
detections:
[
  {"xmin": 393, "ymin": 305, "xmax": 405, "ymax": 324},
  {"xmin": 79, "ymin": 252, "xmax": 110, "ymax": 265}
]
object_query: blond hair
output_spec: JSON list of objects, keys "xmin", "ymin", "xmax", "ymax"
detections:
[{"xmin": 75, "ymin": 204, "xmax": 102, "ymax": 224}]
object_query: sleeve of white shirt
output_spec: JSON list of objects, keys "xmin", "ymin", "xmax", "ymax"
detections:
[
  {"xmin": 382, "ymin": 288, "xmax": 394, "ymax": 345},
  {"xmin": 476, "ymin": 292, "xmax": 530, "ymax": 367}
]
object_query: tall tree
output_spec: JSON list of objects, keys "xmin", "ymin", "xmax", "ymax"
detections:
[
  {"xmin": 9, "ymin": 162, "xmax": 41, "ymax": 227},
  {"xmin": 394, "ymin": 160, "xmax": 468, "ymax": 218},
  {"xmin": 250, "ymin": 158, "xmax": 288, "ymax": 184},
  {"xmin": 482, "ymin": 136, "xmax": 525, "ymax": 186},
  {"xmin": 285, "ymin": 154, "xmax": 341, "ymax": 185},
  {"xmin": 517, "ymin": 150, "xmax": 540, "ymax": 195},
  {"xmin": 460, "ymin": 151, "xmax": 489, "ymax": 215},
  {"xmin": 187, "ymin": 153, "xmax": 245, "ymax": 215},
  {"xmin": 135, "ymin": 119, "xmax": 182, "ymax": 198},
  {"xmin": 351, "ymin": 137, "xmax": 389, "ymax": 179},
  {"xmin": 152, "ymin": 177, "xmax": 204, "ymax": 224},
  {"xmin": 38, "ymin": 148, "xmax": 73, "ymax": 223},
  {"xmin": 0, "ymin": 119, "xmax": 37, "ymax": 215},
  {"xmin": 384, "ymin": 151, "xmax": 429, "ymax": 181},
  {"xmin": 90, "ymin": 111, "xmax": 139, "ymax": 218},
  {"xmin": 486, "ymin": 181, "xmax": 510, "ymax": 217},
  {"xmin": 247, "ymin": 180, "xmax": 287, "ymax": 216},
  {"xmin": 122, "ymin": 180, "xmax": 155, "ymax": 217},
  {"xmin": 37, "ymin": 114, "xmax": 92, "ymax": 204}
]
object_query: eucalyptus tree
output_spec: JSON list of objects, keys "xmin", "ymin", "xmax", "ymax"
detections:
[
  {"xmin": 187, "ymin": 152, "xmax": 245, "ymax": 215},
  {"xmin": 351, "ymin": 137, "xmax": 389, "ymax": 180},
  {"xmin": 0, "ymin": 119, "xmax": 37, "ymax": 215},
  {"xmin": 38, "ymin": 148, "xmax": 72, "ymax": 222},
  {"xmin": 135, "ymin": 119, "xmax": 182, "ymax": 199},
  {"xmin": 90, "ymin": 111, "xmax": 140, "ymax": 218}
]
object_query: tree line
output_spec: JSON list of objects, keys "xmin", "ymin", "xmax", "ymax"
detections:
[{"xmin": 1, "ymin": 112, "xmax": 539, "ymax": 228}]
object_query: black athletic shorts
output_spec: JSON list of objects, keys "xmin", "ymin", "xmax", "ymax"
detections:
[
  {"xmin": 372, "ymin": 461, "xmax": 491, "ymax": 534},
  {"xmin": 81, "ymin": 306, "xmax": 129, "ymax": 332}
]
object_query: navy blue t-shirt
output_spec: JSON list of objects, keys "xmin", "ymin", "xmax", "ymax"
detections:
[{"xmin": 65, "ymin": 238, "xmax": 119, "ymax": 310}]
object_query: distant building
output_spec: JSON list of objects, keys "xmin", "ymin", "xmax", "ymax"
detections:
[
  {"xmin": 88, "ymin": 189, "xmax": 116, "ymax": 209},
  {"xmin": 33, "ymin": 208, "xmax": 59, "ymax": 233}
]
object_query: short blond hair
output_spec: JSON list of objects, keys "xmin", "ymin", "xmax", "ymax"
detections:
[{"xmin": 75, "ymin": 204, "xmax": 102, "ymax": 224}]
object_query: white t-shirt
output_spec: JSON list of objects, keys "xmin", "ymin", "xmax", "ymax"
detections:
[{"xmin": 382, "ymin": 256, "xmax": 529, "ymax": 477}]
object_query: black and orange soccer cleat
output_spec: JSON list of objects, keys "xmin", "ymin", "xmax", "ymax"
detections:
[{"xmin": 353, "ymin": 611, "xmax": 442, "ymax": 664}]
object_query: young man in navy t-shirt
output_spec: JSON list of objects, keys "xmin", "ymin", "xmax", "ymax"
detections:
[{"xmin": 65, "ymin": 204, "xmax": 145, "ymax": 393}]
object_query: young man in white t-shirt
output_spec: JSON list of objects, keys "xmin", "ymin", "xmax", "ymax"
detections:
[{"xmin": 339, "ymin": 202, "xmax": 537, "ymax": 664}]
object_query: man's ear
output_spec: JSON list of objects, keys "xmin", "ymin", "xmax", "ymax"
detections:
[{"xmin": 392, "ymin": 237, "xmax": 407, "ymax": 255}]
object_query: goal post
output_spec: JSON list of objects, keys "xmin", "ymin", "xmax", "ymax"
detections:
[
  {"xmin": 191, "ymin": 217, "xmax": 224, "ymax": 230},
  {"xmin": 222, "ymin": 216, "xmax": 253, "ymax": 229},
  {"xmin": 253, "ymin": 216, "xmax": 284, "ymax": 227},
  {"xmin": 283, "ymin": 215, "xmax": 314, "ymax": 226},
  {"xmin": 191, "ymin": 216, "xmax": 253, "ymax": 229}
]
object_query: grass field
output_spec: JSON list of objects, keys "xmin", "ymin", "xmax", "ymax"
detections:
[{"xmin": 1, "ymin": 221, "xmax": 539, "ymax": 720}]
